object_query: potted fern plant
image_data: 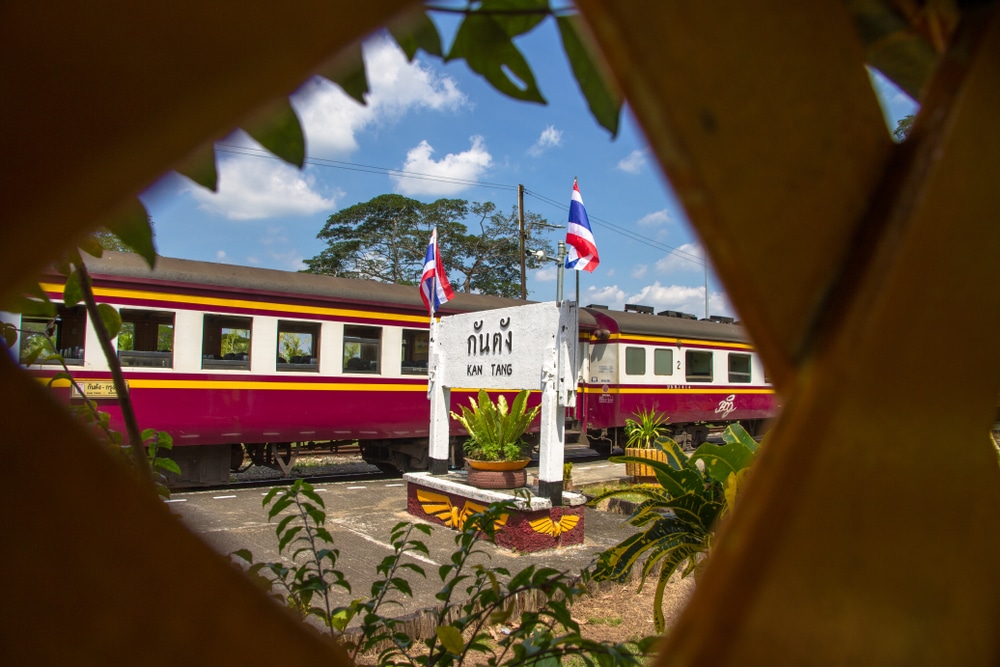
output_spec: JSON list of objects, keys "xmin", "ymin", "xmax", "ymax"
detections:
[
  {"xmin": 623, "ymin": 407, "xmax": 670, "ymax": 480},
  {"xmin": 450, "ymin": 389, "xmax": 540, "ymax": 489}
]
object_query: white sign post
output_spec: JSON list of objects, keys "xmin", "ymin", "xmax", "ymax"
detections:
[{"xmin": 426, "ymin": 301, "xmax": 578, "ymax": 505}]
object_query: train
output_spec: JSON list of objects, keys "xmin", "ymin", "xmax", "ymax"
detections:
[{"xmin": 3, "ymin": 251, "xmax": 776, "ymax": 485}]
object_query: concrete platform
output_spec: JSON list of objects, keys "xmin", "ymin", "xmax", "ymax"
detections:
[{"xmin": 169, "ymin": 459, "xmax": 637, "ymax": 625}]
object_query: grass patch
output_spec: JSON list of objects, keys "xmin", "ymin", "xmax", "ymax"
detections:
[
  {"xmin": 578, "ymin": 481, "xmax": 660, "ymax": 504},
  {"xmin": 587, "ymin": 616, "xmax": 623, "ymax": 627}
]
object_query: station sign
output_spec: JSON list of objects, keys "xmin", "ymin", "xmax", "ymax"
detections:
[{"xmin": 436, "ymin": 301, "xmax": 576, "ymax": 393}]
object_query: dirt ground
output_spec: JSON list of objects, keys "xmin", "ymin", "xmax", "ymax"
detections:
[{"xmin": 571, "ymin": 572, "xmax": 696, "ymax": 645}]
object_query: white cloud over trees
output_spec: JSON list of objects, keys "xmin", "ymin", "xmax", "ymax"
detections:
[{"xmin": 391, "ymin": 135, "xmax": 493, "ymax": 196}]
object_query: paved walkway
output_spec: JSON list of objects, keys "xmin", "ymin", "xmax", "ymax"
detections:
[{"xmin": 170, "ymin": 459, "xmax": 638, "ymax": 624}]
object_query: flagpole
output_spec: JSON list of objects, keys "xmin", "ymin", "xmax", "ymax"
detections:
[{"xmin": 556, "ymin": 241, "xmax": 565, "ymax": 301}]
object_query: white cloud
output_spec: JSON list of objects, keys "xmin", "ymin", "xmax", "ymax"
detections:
[
  {"xmin": 617, "ymin": 149, "xmax": 647, "ymax": 174},
  {"xmin": 628, "ymin": 283, "xmax": 705, "ymax": 316},
  {"xmin": 631, "ymin": 264, "xmax": 648, "ymax": 279},
  {"xmin": 528, "ymin": 125, "xmax": 563, "ymax": 156},
  {"xmin": 293, "ymin": 36, "xmax": 468, "ymax": 157},
  {"xmin": 533, "ymin": 266, "xmax": 558, "ymax": 283},
  {"xmin": 216, "ymin": 250, "xmax": 228, "ymax": 262},
  {"xmin": 637, "ymin": 209, "xmax": 672, "ymax": 228},
  {"xmin": 583, "ymin": 285, "xmax": 627, "ymax": 309},
  {"xmin": 392, "ymin": 136, "xmax": 493, "ymax": 196},
  {"xmin": 655, "ymin": 242, "xmax": 704, "ymax": 274},
  {"xmin": 581, "ymin": 282, "xmax": 730, "ymax": 317},
  {"xmin": 187, "ymin": 145, "xmax": 340, "ymax": 220}
]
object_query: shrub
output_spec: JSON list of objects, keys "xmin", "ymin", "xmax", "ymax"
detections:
[
  {"xmin": 234, "ymin": 479, "xmax": 656, "ymax": 665},
  {"xmin": 590, "ymin": 423, "xmax": 760, "ymax": 632}
]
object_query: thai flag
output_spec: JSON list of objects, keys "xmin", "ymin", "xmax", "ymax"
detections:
[
  {"xmin": 420, "ymin": 227, "xmax": 455, "ymax": 315},
  {"xmin": 564, "ymin": 179, "xmax": 599, "ymax": 272}
]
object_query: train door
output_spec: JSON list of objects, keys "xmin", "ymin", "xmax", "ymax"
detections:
[{"xmin": 586, "ymin": 341, "xmax": 618, "ymax": 435}]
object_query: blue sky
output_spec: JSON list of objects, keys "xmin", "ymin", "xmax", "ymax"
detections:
[{"xmin": 141, "ymin": 14, "xmax": 917, "ymax": 320}]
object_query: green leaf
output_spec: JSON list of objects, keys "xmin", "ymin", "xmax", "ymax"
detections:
[
  {"xmin": 690, "ymin": 440, "xmax": 756, "ymax": 487},
  {"xmin": 436, "ymin": 625, "xmax": 465, "ymax": 654},
  {"xmin": 388, "ymin": 9, "xmax": 443, "ymax": 61},
  {"xmin": 482, "ymin": 0, "xmax": 549, "ymax": 38},
  {"xmin": 262, "ymin": 487, "xmax": 282, "ymax": 506},
  {"xmin": 723, "ymin": 422, "xmax": 760, "ymax": 453},
  {"xmin": 76, "ymin": 236, "xmax": 104, "ymax": 260},
  {"xmin": 63, "ymin": 269, "xmax": 83, "ymax": 307},
  {"xmin": 329, "ymin": 44, "xmax": 369, "ymax": 105},
  {"xmin": 174, "ymin": 142, "xmax": 219, "ymax": 192},
  {"xmin": 155, "ymin": 458, "xmax": 181, "ymax": 475},
  {"xmin": 268, "ymin": 496, "xmax": 294, "ymax": 519},
  {"xmin": 96, "ymin": 303, "xmax": 122, "ymax": 339},
  {"xmin": 330, "ymin": 607, "xmax": 356, "ymax": 632},
  {"xmin": 557, "ymin": 14, "xmax": 621, "ymax": 138},
  {"xmin": 447, "ymin": 13, "xmax": 546, "ymax": 104},
  {"xmin": 299, "ymin": 484, "xmax": 325, "ymax": 510},
  {"xmin": 231, "ymin": 548, "xmax": 254, "ymax": 563},
  {"xmin": 101, "ymin": 199, "xmax": 157, "ymax": 268},
  {"xmin": 244, "ymin": 98, "xmax": 306, "ymax": 168}
]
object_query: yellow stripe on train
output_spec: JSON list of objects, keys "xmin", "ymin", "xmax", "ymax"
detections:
[
  {"xmin": 580, "ymin": 386, "xmax": 774, "ymax": 395},
  {"xmin": 38, "ymin": 282, "xmax": 428, "ymax": 325}
]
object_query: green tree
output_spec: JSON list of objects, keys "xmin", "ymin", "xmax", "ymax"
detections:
[
  {"xmin": 450, "ymin": 202, "xmax": 553, "ymax": 298},
  {"xmin": 303, "ymin": 194, "xmax": 426, "ymax": 283},
  {"xmin": 894, "ymin": 114, "xmax": 915, "ymax": 141},
  {"xmin": 303, "ymin": 195, "xmax": 554, "ymax": 298}
]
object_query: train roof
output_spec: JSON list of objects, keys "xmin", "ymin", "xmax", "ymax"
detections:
[
  {"xmin": 75, "ymin": 253, "xmax": 749, "ymax": 343},
  {"xmin": 585, "ymin": 307, "xmax": 750, "ymax": 343},
  {"xmin": 80, "ymin": 251, "xmax": 526, "ymax": 315}
]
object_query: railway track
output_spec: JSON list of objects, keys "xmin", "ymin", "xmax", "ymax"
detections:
[{"xmin": 177, "ymin": 442, "xmax": 609, "ymax": 493}]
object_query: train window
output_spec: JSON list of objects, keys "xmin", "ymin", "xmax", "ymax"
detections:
[
  {"xmin": 277, "ymin": 321, "xmax": 319, "ymax": 372},
  {"xmin": 401, "ymin": 329, "xmax": 429, "ymax": 375},
  {"xmin": 685, "ymin": 350, "xmax": 714, "ymax": 382},
  {"xmin": 654, "ymin": 348, "xmax": 674, "ymax": 376},
  {"xmin": 729, "ymin": 353, "xmax": 752, "ymax": 383},
  {"xmin": 118, "ymin": 309, "xmax": 174, "ymax": 368},
  {"xmin": 202, "ymin": 315, "xmax": 252, "ymax": 370},
  {"xmin": 625, "ymin": 346, "xmax": 646, "ymax": 375},
  {"xmin": 343, "ymin": 325, "xmax": 381, "ymax": 373},
  {"xmin": 19, "ymin": 304, "xmax": 87, "ymax": 366}
]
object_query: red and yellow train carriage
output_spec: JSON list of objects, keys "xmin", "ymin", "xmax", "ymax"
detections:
[{"xmin": 4, "ymin": 251, "xmax": 776, "ymax": 484}]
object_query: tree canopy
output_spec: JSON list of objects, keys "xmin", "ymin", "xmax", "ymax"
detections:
[{"xmin": 302, "ymin": 194, "xmax": 555, "ymax": 299}]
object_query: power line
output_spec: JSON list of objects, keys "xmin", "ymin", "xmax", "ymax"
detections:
[
  {"xmin": 522, "ymin": 189, "xmax": 705, "ymax": 267},
  {"xmin": 216, "ymin": 143, "xmax": 519, "ymax": 193},
  {"xmin": 212, "ymin": 142, "xmax": 705, "ymax": 267}
]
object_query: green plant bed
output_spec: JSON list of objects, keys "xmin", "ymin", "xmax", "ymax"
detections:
[
  {"xmin": 590, "ymin": 424, "xmax": 762, "ymax": 633},
  {"xmin": 582, "ymin": 482, "xmax": 661, "ymax": 515}
]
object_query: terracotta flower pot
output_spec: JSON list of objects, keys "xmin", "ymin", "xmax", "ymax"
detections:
[{"xmin": 466, "ymin": 458, "xmax": 530, "ymax": 489}]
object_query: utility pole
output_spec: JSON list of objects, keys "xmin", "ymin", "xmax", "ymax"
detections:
[
  {"xmin": 704, "ymin": 256, "xmax": 709, "ymax": 319},
  {"xmin": 518, "ymin": 184, "xmax": 527, "ymax": 300}
]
